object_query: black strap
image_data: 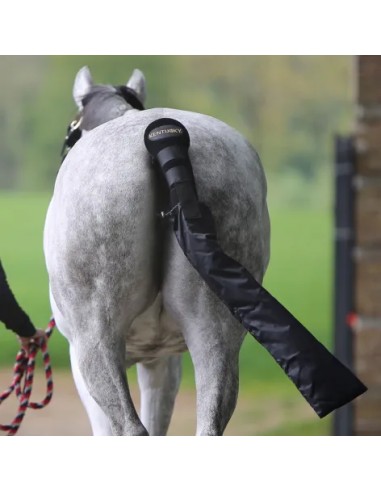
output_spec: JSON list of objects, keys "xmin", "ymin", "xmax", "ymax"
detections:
[
  {"xmin": 115, "ymin": 86, "xmax": 145, "ymax": 110},
  {"xmin": 82, "ymin": 86, "xmax": 145, "ymax": 111},
  {"xmin": 61, "ymin": 125, "xmax": 82, "ymax": 162}
]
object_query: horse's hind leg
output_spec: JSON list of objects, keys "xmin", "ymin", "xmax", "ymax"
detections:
[
  {"xmin": 164, "ymin": 258, "xmax": 245, "ymax": 435},
  {"xmin": 71, "ymin": 318, "xmax": 148, "ymax": 436},
  {"xmin": 137, "ymin": 354, "xmax": 182, "ymax": 435},
  {"xmin": 163, "ymin": 310, "xmax": 243, "ymax": 435},
  {"xmin": 69, "ymin": 345, "xmax": 113, "ymax": 435},
  {"xmin": 171, "ymin": 311, "xmax": 243, "ymax": 436},
  {"xmin": 189, "ymin": 316, "xmax": 243, "ymax": 436}
]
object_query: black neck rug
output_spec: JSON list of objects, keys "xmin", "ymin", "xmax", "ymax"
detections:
[{"xmin": 144, "ymin": 117, "xmax": 367, "ymax": 418}]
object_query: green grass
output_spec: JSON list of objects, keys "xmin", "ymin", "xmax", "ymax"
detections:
[
  {"xmin": 0, "ymin": 191, "xmax": 333, "ymax": 435},
  {"xmin": 240, "ymin": 207, "xmax": 333, "ymax": 385},
  {"xmin": 0, "ymin": 192, "xmax": 72, "ymax": 368},
  {"xmin": 261, "ymin": 417, "xmax": 331, "ymax": 436}
]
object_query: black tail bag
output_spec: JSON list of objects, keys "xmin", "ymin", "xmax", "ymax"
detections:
[{"xmin": 144, "ymin": 117, "xmax": 367, "ymax": 418}]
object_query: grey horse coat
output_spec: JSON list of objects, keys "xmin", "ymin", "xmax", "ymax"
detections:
[{"xmin": 44, "ymin": 69, "xmax": 270, "ymax": 436}]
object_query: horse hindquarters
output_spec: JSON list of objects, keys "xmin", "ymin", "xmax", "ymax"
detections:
[
  {"xmin": 44, "ymin": 145, "xmax": 159, "ymax": 435},
  {"xmin": 46, "ymin": 232, "xmax": 154, "ymax": 435}
]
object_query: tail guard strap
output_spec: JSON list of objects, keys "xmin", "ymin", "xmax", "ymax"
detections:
[{"xmin": 144, "ymin": 118, "xmax": 367, "ymax": 418}]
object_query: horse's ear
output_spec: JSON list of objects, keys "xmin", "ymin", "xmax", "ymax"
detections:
[
  {"xmin": 126, "ymin": 69, "xmax": 146, "ymax": 105},
  {"xmin": 73, "ymin": 66, "xmax": 93, "ymax": 109}
]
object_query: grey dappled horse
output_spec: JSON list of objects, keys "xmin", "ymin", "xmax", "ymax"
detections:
[{"xmin": 44, "ymin": 66, "xmax": 270, "ymax": 435}]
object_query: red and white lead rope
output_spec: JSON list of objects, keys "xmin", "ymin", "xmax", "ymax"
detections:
[{"xmin": 0, "ymin": 318, "xmax": 55, "ymax": 436}]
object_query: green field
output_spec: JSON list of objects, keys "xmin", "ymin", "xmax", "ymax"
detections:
[{"xmin": 0, "ymin": 192, "xmax": 332, "ymax": 435}]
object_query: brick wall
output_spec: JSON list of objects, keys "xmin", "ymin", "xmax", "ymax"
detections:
[{"xmin": 354, "ymin": 55, "xmax": 381, "ymax": 435}]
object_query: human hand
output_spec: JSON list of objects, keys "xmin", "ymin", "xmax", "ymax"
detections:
[{"xmin": 18, "ymin": 329, "xmax": 47, "ymax": 354}]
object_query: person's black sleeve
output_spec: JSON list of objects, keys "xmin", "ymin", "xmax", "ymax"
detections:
[{"xmin": 0, "ymin": 260, "xmax": 36, "ymax": 337}]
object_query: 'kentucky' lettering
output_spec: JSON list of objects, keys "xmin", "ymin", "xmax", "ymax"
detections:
[{"xmin": 149, "ymin": 128, "xmax": 183, "ymax": 139}]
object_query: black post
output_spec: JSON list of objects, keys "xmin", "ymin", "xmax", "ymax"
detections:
[{"xmin": 333, "ymin": 135, "xmax": 356, "ymax": 435}]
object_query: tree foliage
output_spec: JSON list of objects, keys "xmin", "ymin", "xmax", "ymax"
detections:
[{"xmin": 0, "ymin": 56, "xmax": 353, "ymax": 199}]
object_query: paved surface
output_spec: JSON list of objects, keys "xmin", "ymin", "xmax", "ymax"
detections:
[{"xmin": 0, "ymin": 369, "xmax": 314, "ymax": 436}]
